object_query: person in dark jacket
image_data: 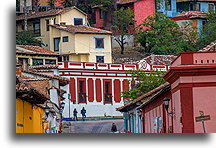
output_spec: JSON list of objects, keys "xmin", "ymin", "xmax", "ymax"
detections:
[
  {"xmin": 73, "ymin": 108, "xmax": 78, "ymax": 121},
  {"xmin": 81, "ymin": 107, "xmax": 86, "ymax": 121},
  {"xmin": 111, "ymin": 123, "xmax": 117, "ymax": 133}
]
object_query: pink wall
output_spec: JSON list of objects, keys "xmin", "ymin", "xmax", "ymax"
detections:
[
  {"xmin": 143, "ymin": 91, "xmax": 172, "ymax": 133},
  {"xmin": 134, "ymin": 0, "xmax": 155, "ymax": 26},
  {"xmin": 193, "ymin": 87, "xmax": 216, "ymax": 133}
]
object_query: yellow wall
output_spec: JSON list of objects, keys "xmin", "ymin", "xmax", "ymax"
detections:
[{"xmin": 16, "ymin": 99, "xmax": 44, "ymax": 133}]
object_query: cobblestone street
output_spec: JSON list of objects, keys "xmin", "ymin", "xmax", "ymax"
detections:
[{"xmin": 62, "ymin": 119, "xmax": 124, "ymax": 133}]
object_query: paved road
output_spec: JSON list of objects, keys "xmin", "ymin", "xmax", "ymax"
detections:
[{"xmin": 62, "ymin": 119, "xmax": 124, "ymax": 133}]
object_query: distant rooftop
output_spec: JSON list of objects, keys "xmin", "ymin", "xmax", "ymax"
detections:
[{"xmin": 50, "ymin": 24, "xmax": 112, "ymax": 34}]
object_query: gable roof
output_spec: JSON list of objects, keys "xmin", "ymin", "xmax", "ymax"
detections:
[
  {"xmin": 173, "ymin": 11, "xmax": 207, "ymax": 19},
  {"xmin": 116, "ymin": 83, "xmax": 170, "ymax": 112},
  {"xmin": 50, "ymin": 24, "xmax": 112, "ymax": 34},
  {"xmin": 198, "ymin": 41, "xmax": 216, "ymax": 52},
  {"xmin": 116, "ymin": 0, "xmax": 137, "ymax": 4},
  {"xmin": 138, "ymin": 55, "xmax": 176, "ymax": 66},
  {"xmin": 16, "ymin": 45, "xmax": 59, "ymax": 56},
  {"xmin": 16, "ymin": 6, "xmax": 87, "ymax": 21}
]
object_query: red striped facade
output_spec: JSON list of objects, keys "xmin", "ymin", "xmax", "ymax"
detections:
[{"xmin": 58, "ymin": 62, "xmax": 138, "ymax": 104}]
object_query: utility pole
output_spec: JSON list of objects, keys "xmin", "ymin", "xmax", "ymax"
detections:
[{"xmin": 23, "ymin": 0, "xmax": 28, "ymax": 31}]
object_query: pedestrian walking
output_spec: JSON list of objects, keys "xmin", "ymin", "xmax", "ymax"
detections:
[
  {"xmin": 73, "ymin": 108, "xmax": 78, "ymax": 121},
  {"xmin": 81, "ymin": 107, "xmax": 86, "ymax": 121},
  {"xmin": 111, "ymin": 123, "xmax": 117, "ymax": 133}
]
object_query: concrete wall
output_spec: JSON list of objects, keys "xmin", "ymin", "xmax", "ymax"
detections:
[{"xmin": 112, "ymin": 34, "xmax": 134, "ymax": 48}]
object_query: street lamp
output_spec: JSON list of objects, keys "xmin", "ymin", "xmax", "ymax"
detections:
[
  {"xmin": 60, "ymin": 101, "xmax": 65, "ymax": 110},
  {"xmin": 163, "ymin": 97, "xmax": 173, "ymax": 115}
]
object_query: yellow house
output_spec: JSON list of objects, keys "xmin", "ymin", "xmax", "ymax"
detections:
[
  {"xmin": 16, "ymin": 45, "xmax": 59, "ymax": 66},
  {"xmin": 16, "ymin": 6, "xmax": 113, "ymax": 63},
  {"xmin": 16, "ymin": 74, "xmax": 48, "ymax": 133}
]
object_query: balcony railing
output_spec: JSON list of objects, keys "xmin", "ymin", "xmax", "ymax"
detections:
[
  {"xmin": 79, "ymin": 93, "xmax": 86, "ymax": 103},
  {"xmin": 104, "ymin": 93, "xmax": 112, "ymax": 103}
]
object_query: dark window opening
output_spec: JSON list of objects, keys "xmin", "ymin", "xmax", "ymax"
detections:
[
  {"xmin": 79, "ymin": 81, "xmax": 86, "ymax": 103},
  {"xmin": 207, "ymin": 60, "xmax": 209, "ymax": 63},
  {"xmin": 32, "ymin": 59, "xmax": 43, "ymax": 65},
  {"xmin": 195, "ymin": 60, "xmax": 197, "ymax": 63},
  {"xmin": 46, "ymin": 19, "xmax": 49, "ymax": 31},
  {"xmin": 33, "ymin": 20, "xmax": 41, "ymax": 36},
  {"xmin": 104, "ymin": 82, "xmax": 112, "ymax": 103},
  {"xmin": 95, "ymin": 38, "xmax": 104, "ymax": 48},
  {"xmin": 96, "ymin": 56, "xmax": 104, "ymax": 63},
  {"xmin": 190, "ymin": 3, "xmax": 200, "ymax": 11},
  {"xmin": 63, "ymin": 36, "xmax": 69, "ymax": 42},
  {"xmin": 74, "ymin": 18, "xmax": 83, "ymax": 25},
  {"xmin": 166, "ymin": 0, "xmax": 172, "ymax": 11},
  {"xmin": 45, "ymin": 59, "xmax": 56, "ymax": 64},
  {"xmin": 208, "ymin": 4, "xmax": 215, "ymax": 11},
  {"xmin": 54, "ymin": 37, "xmax": 60, "ymax": 51},
  {"xmin": 212, "ymin": 60, "xmax": 215, "ymax": 63},
  {"xmin": 63, "ymin": 55, "xmax": 69, "ymax": 61},
  {"xmin": 99, "ymin": 9, "xmax": 104, "ymax": 19},
  {"xmin": 58, "ymin": 57, "xmax": 62, "ymax": 62},
  {"xmin": 201, "ymin": 60, "xmax": 203, "ymax": 63},
  {"xmin": 54, "ymin": 18, "xmax": 56, "ymax": 25}
]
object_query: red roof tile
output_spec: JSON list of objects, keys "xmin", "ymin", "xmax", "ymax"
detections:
[
  {"xmin": 174, "ymin": 11, "xmax": 207, "ymax": 19},
  {"xmin": 116, "ymin": 0, "xmax": 137, "ymax": 4},
  {"xmin": 16, "ymin": 45, "xmax": 59, "ymax": 56},
  {"xmin": 199, "ymin": 41, "xmax": 216, "ymax": 52},
  {"xmin": 50, "ymin": 24, "xmax": 112, "ymax": 34},
  {"xmin": 139, "ymin": 55, "xmax": 176, "ymax": 66},
  {"xmin": 16, "ymin": 6, "xmax": 86, "ymax": 21}
]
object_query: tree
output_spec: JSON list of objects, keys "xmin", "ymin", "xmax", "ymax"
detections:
[
  {"xmin": 16, "ymin": 31, "xmax": 40, "ymax": 46},
  {"xmin": 122, "ymin": 70, "xmax": 166, "ymax": 100},
  {"xmin": 197, "ymin": 11, "xmax": 216, "ymax": 50},
  {"xmin": 112, "ymin": 7, "xmax": 134, "ymax": 54},
  {"xmin": 48, "ymin": 0, "xmax": 56, "ymax": 9},
  {"xmin": 136, "ymin": 13, "xmax": 197, "ymax": 55}
]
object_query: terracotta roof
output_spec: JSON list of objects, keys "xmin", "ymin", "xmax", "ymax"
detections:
[
  {"xmin": 174, "ymin": 11, "xmax": 207, "ymax": 19},
  {"xmin": 16, "ymin": 77, "xmax": 50, "ymax": 103},
  {"xmin": 116, "ymin": 83, "xmax": 170, "ymax": 112},
  {"xmin": 22, "ymin": 70, "xmax": 70, "ymax": 86},
  {"xmin": 16, "ymin": 6, "xmax": 87, "ymax": 21},
  {"xmin": 199, "ymin": 41, "xmax": 216, "ymax": 52},
  {"xmin": 138, "ymin": 55, "xmax": 177, "ymax": 66},
  {"xmin": 50, "ymin": 24, "xmax": 112, "ymax": 34},
  {"xmin": 16, "ymin": 45, "xmax": 59, "ymax": 56},
  {"xmin": 116, "ymin": 0, "xmax": 137, "ymax": 4}
]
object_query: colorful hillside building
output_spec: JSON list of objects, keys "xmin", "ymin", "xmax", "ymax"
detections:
[{"xmin": 16, "ymin": 6, "xmax": 113, "ymax": 63}]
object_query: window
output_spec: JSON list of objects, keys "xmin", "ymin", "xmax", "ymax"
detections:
[
  {"xmin": 96, "ymin": 56, "xmax": 104, "ymax": 63},
  {"xmin": 45, "ymin": 59, "xmax": 56, "ymax": 64},
  {"xmin": 95, "ymin": 38, "xmax": 104, "ymax": 49},
  {"xmin": 32, "ymin": 59, "xmax": 43, "ymax": 65},
  {"xmin": 54, "ymin": 37, "xmax": 60, "ymax": 51},
  {"xmin": 74, "ymin": 18, "xmax": 83, "ymax": 25},
  {"xmin": 99, "ymin": 9, "xmax": 104, "ymax": 19},
  {"xmin": 104, "ymin": 82, "xmax": 112, "ymax": 103},
  {"xmin": 54, "ymin": 18, "xmax": 56, "ymax": 25},
  {"xmin": 46, "ymin": 19, "xmax": 49, "ymax": 31},
  {"xmin": 63, "ymin": 36, "xmax": 69, "ymax": 42},
  {"xmin": 166, "ymin": 0, "xmax": 172, "ymax": 11},
  {"xmin": 208, "ymin": 4, "xmax": 215, "ymax": 11},
  {"xmin": 79, "ymin": 80, "xmax": 86, "ymax": 103},
  {"xmin": 190, "ymin": 3, "xmax": 200, "ymax": 11},
  {"xmin": 33, "ymin": 19, "xmax": 41, "ymax": 36},
  {"xmin": 63, "ymin": 55, "xmax": 69, "ymax": 61}
]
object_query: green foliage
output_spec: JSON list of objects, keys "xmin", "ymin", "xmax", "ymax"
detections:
[
  {"xmin": 16, "ymin": 31, "xmax": 40, "ymax": 46},
  {"xmin": 197, "ymin": 11, "xmax": 216, "ymax": 50},
  {"xmin": 122, "ymin": 70, "xmax": 166, "ymax": 99},
  {"xmin": 112, "ymin": 7, "xmax": 134, "ymax": 54},
  {"xmin": 136, "ymin": 13, "xmax": 197, "ymax": 55}
]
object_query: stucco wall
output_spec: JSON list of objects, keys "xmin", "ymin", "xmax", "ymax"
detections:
[{"xmin": 134, "ymin": 0, "xmax": 156, "ymax": 26}]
